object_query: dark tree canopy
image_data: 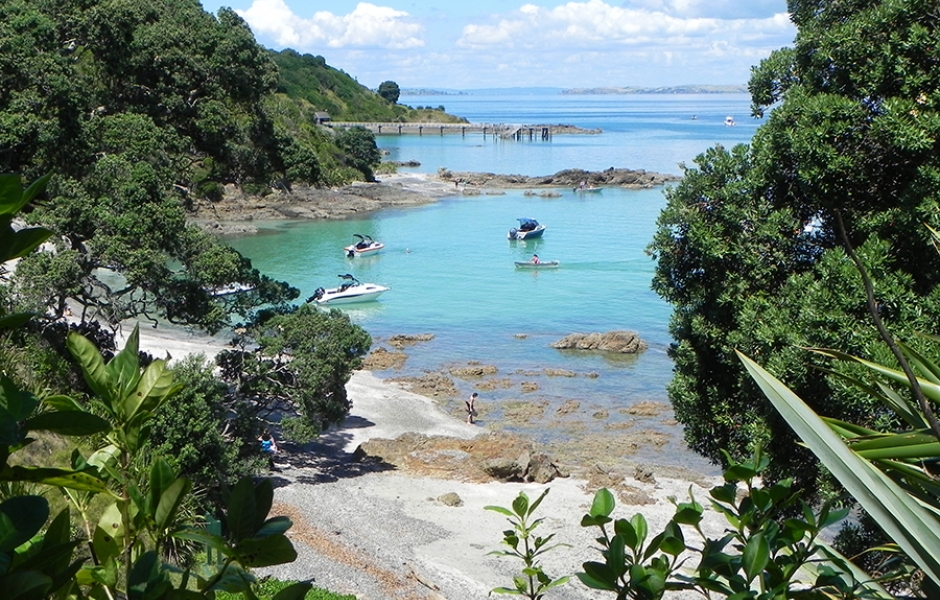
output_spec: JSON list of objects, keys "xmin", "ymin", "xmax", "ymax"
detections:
[
  {"xmin": 377, "ymin": 80, "xmax": 401, "ymax": 104},
  {"xmin": 0, "ymin": 0, "xmax": 309, "ymax": 332},
  {"xmin": 648, "ymin": 0, "xmax": 940, "ymax": 488}
]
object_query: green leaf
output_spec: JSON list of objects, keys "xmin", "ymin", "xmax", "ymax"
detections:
[
  {"xmin": 511, "ymin": 493, "xmax": 529, "ymax": 518},
  {"xmin": 590, "ymin": 488, "xmax": 615, "ymax": 518},
  {"xmin": 613, "ymin": 518, "xmax": 638, "ymax": 550},
  {"xmin": 67, "ymin": 332, "xmax": 113, "ymax": 407},
  {"xmin": 2, "ymin": 466, "xmax": 110, "ymax": 493},
  {"xmin": 92, "ymin": 503, "xmax": 124, "ymax": 563},
  {"xmin": 0, "ymin": 571, "xmax": 53, "ymax": 600},
  {"xmin": 154, "ymin": 477, "xmax": 191, "ymax": 532},
  {"xmin": 741, "ymin": 531, "xmax": 770, "ymax": 582},
  {"xmin": 578, "ymin": 562, "xmax": 618, "ymax": 590},
  {"xmin": 0, "ymin": 376, "xmax": 38, "ymax": 420},
  {"xmin": 23, "ymin": 411, "xmax": 111, "ymax": 436},
  {"xmin": 6, "ymin": 227, "xmax": 53, "ymax": 261},
  {"xmin": 0, "ymin": 313, "xmax": 36, "ymax": 330},
  {"xmin": 739, "ymin": 351, "xmax": 940, "ymax": 585},
  {"xmin": 226, "ymin": 478, "xmax": 258, "ymax": 543},
  {"xmin": 255, "ymin": 516, "xmax": 292, "ymax": 538},
  {"xmin": 485, "ymin": 505, "xmax": 515, "ymax": 517},
  {"xmin": 527, "ymin": 488, "xmax": 550, "ymax": 516},
  {"xmin": 0, "ymin": 496, "xmax": 49, "ymax": 552},
  {"xmin": 272, "ymin": 582, "xmax": 314, "ymax": 600},
  {"xmin": 234, "ymin": 534, "xmax": 297, "ymax": 567}
]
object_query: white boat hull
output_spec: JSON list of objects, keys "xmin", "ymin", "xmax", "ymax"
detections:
[
  {"xmin": 344, "ymin": 242, "xmax": 385, "ymax": 256},
  {"xmin": 312, "ymin": 283, "xmax": 389, "ymax": 305}
]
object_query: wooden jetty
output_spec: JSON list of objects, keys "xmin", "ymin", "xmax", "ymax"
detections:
[{"xmin": 331, "ymin": 121, "xmax": 554, "ymax": 140}]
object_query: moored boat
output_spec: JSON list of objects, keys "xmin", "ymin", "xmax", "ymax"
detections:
[
  {"xmin": 306, "ymin": 274, "xmax": 389, "ymax": 305},
  {"xmin": 508, "ymin": 218, "xmax": 546, "ymax": 240},
  {"xmin": 345, "ymin": 234, "xmax": 384, "ymax": 257}
]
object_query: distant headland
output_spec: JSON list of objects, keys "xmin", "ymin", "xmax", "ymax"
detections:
[{"xmin": 401, "ymin": 85, "xmax": 747, "ymax": 96}]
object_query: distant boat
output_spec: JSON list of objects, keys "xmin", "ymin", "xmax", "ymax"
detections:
[
  {"xmin": 514, "ymin": 260, "xmax": 559, "ymax": 269},
  {"xmin": 724, "ymin": 115, "xmax": 735, "ymax": 126},
  {"xmin": 576, "ymin": 186, "xmax": 603, "ymax": 193},
  {"xmin": 345, "ymin": 234, "xmax": 384, "ymax": 257},
  {"xmin": 508, "ymin": 218, "xmax": 546, "ymax": 240}
]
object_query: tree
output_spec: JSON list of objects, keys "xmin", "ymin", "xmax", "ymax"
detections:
[
  {"xmin": 0, "ymin": 0, "xmax": 301, "ymax": 333},
  {"xmin": 647, "ymin": 0, "xmax": 940, "ymax": 488},
  {"xmin": 377, "ymin": 80, "xmax": 401, "ymax": 104},
  {"xmin": 216, "ymin": 304, "xmax": 372, "ymax": 441},
  {"xmin": 335, "ymin": 126, "xmax": 382, "ymax": 182}
]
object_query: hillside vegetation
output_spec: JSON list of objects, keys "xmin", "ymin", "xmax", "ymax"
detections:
[{"xmin": 271, "ymin": 49, "xmax": 467, "ymax": 123}]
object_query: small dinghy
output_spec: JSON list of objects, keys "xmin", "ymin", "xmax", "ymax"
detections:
[{"xmin": 515, "ymin": 260, "xmax": 559, "ymax": 269}]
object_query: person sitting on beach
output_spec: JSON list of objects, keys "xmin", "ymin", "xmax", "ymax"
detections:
[
  {"xmin": 531, "ymin": 254, "xmax": 540, "ymax": 264},
  {"xmin": 466, "ymin": 392, "xmax": 478, "ymax": 424}
]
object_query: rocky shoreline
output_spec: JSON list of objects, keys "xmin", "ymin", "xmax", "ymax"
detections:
[{"xmin": 189, "ymin": 168, "xmax": 680, "ymax": 234}]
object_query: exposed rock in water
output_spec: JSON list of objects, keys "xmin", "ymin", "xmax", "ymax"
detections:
[
  {"xmin": 362, "ymin": 347, "xmax": 407, "ymax": 370},
  {"xmin": 551, "ymin": 330, "xmax": 647, "ymax": 354},
  {"xmin": 387, "ymin": 372, "xmax": 457, "ymax": 398},
  {"xmin": 443, "ymin": 167, "xmax": 679, "ymax": 189},
  {"xmin": 387, "ymin": 333, "xmax": 435, "ymax": 348},
  {"xmin": 449, "ymin": 364, "xmax": 498, "ymax": 378}
]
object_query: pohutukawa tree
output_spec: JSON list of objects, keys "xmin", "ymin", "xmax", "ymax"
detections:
[{"xmin": 648, "ymin": 0, "xmax": 940, "ymax": 488}]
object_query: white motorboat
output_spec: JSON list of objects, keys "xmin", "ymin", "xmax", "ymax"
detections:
[
  {"xmin": 724, "ymin": 115, "xmax": 735, "ymax": 126},
  {"xmin": 345, "ymin": 234, "xmax": 384, "ymax": 257},
  {"xmin": 508, "ymin": 218, "xmax": 546, "ymax": 240},
  {"xmin": 307, "ymin": 274, "xmax": 388, "ymax": 305}
]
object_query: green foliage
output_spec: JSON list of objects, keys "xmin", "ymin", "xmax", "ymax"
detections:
[
  {"xmin": 577, "ymin": 455, "xmax": 878, "ymax": 599},
  {"xmin": 647, "ymin": 0, "xmax": 940, "ymax": 488},
  {"xmin": 377, "ymin": 81, "xmax": 401, "ymax": 104},
  {"xmin": 216, "ymin": 577, "xmax": 354, "ymax": 599},
  {"xmin": 216, "ymin": 305, "xmax": 372, "ymax": 440},
  {"xmin": 148, "ymin": 354, "xmax": 258, "ymax": 509},
  {"xmin": 272, "ymin": 50, "xmax": 406, "ymax": 121},
  {"xmin": 485, "ymin": 489, "xmax": 570, "ymax": 599},
  {"xmin": 334, "ymin": 126, "xmax": 382, "ymax": 182},
  {"xmin": 741, "ymin": 337, "xmax": 940, "ymax": 595}
]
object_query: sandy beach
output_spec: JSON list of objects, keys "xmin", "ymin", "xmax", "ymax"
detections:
[{"xmin": 119, "ymin": 324, "xmax": 727, "ymax": 600}]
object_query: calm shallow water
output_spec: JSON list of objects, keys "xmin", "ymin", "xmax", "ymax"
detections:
[{"xmin": 227, "ymin": 94, "xmax": 762, "ymax": 473}]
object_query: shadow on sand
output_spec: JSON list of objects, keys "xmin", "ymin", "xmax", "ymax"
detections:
[{"xmin": 264, "ymin": 414, "xmax": 396, "ymax": 488}]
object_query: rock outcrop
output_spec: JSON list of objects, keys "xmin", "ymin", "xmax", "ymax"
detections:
[
  {"xmin": 443, "ymin": 167, "xmax": 679, "ymax": 189},
  {"xmin": 355, "ymin": 432, "xmax": 568, "ymax": 484},
  {"xmin": 551, "ymin": 330, "xmax": 647, "ymax": 354}
]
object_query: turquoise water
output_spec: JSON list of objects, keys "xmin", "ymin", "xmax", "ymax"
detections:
[
  {"xmin": 226, "ymin": 93, "xmax": 761, "ymax": 472},
  {"xmin": 384, "ymin": 93, "xmax": 761, "ymax": 177}
]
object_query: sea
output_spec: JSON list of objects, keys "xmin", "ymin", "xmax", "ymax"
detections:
[{"xmin": 225, "ymin": 92, "xmax": 763, "ymax": 474}]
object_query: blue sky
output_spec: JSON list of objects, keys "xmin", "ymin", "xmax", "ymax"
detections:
[{"xmin": 197, "ymin": 0, "xmax": 796, "ymax": 90}]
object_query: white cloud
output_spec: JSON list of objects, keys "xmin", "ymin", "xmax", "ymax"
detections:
[
  {"xmin": 457, "ymin": 0, "xmax": 791, "ymax": 50},
  {"xmin": 238, "ymin": 0, "xmax": 425, "ymax": 50}
]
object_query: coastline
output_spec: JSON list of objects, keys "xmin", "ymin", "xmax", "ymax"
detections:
[
  {"xmin": 188, "ymin": 168, "xmax": 680, "ymax": 235},
  {"xmin": 124, "ymin": 327, "xmax": 725, "ymax": 600}
]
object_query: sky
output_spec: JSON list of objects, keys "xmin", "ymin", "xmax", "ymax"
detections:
[{"xmin": 197, "ymin": 0, "xmax": 796, "ymax": 90}]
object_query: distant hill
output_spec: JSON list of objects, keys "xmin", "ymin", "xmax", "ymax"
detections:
[
  {"xmin": 271, "ymin": 49, "xmax": 406, "ymax": 121},
  {"xmin": 562, "ymin": 85, "xmax": 748, "ymax": 94},
  {"xmin": 271, "ymin": 49, "xmax": 466, "ymax": 123}
]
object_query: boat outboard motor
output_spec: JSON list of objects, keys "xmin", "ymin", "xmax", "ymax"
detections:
[
  {"xmin": 347, "ymin": 248, "xmax": 355, "ymax": 257},
  {"xmin": 509, "ymin": 227, "xmax": 518, "ymax": 238},
  {"xmin": 306, "ymin": 287, "xmax": 325, "ymax": 303}
]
